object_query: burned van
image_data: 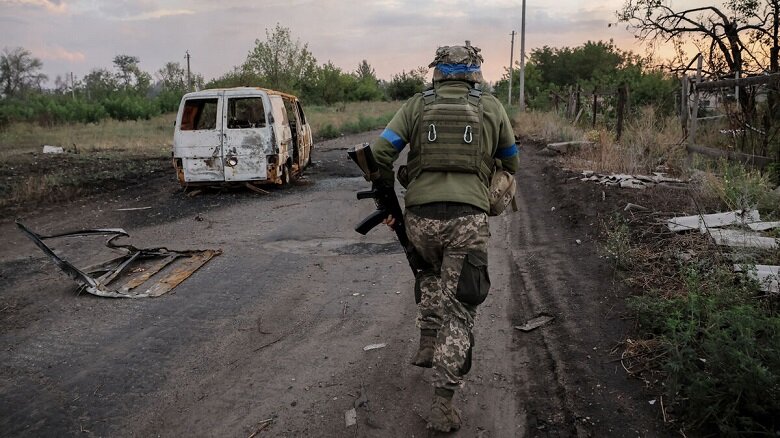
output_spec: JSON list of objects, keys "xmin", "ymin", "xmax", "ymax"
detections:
[{"xmin": 172, "ymin": 87, "xmax": 313, "ymax": 186}]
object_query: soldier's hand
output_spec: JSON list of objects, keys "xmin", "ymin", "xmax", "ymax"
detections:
[{"xmin": 383, "ymin": 215, "xmax": 396, "ymax": 230}]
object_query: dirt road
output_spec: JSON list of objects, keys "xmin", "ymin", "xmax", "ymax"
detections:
[{"xmin": 0, "ymin": 131, "xmax": 667, "ymax": 437}]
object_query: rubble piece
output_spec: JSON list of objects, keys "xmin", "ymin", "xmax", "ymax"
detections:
[
  {"xmin": 735, "ymin": 265, "xmax": 779, "ymax": 294},
  {"xmin": 579, "ymin": 171, "xmax": 687, "ymax": 190},
  {"xmin": 116, "ymin": 206, "xmax": 151, "ymax": 211},
  {"xmin": 42, "ymin": 145, "xmax": 64, "ymax": 154},
  {"xmin": 546, "ymin": 141, "xmax": 594, "ymax": 154},
  {"xmin": 709, "ymin": 229, "xmax": 778, "ymax": 249},
  {"xmin": 345, "ymin": 408, "xmax": 357, "ymax": 427},
  {"xmin": 624, "ymin": 203, "xmax": 649, "ymax": 212},
  {"xmin": 667, "ymin": 210, "xmax": 761, "ymax": 233},
  {"xmin": 363, "ymin": 343, "xmax": 386, "ymax": 351},
  {"xmin": 514, "ymin": 314, "xmax": 555, "ymax": 332},
  {"xmin": 16, "ymin": 221, "xmax": 221, "ymax": 298},
  {"xmin": 748, "ymin": 221, "xmax": 780, "ymax": 232}
]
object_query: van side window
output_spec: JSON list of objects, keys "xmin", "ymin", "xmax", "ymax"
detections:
[
  {"xmin": 181, "ymin": 98, "xmax": 218, "ymax": 130},
  {"xmin": 227, "ymin": 97, "xmax": 266, "ymax": 129}
]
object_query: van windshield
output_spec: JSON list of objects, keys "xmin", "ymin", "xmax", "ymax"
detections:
[
  {"xmin": 227, "ymin": 97, "xmax": 266, "ymax": 129},
  {"xmin": 180, "ymin": 98, "xmax": 218, "ymax": 130}
]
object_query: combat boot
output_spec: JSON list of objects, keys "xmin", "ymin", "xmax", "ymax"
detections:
[
  {"xmin": 427, "ymin": 388, "xmax": 461, "ymax": 432},
  {"xmin": 411, "ymin": 329, "xmax": 436, "ymax": 368}
]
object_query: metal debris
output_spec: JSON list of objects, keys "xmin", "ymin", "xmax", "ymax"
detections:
[
  {"xmin": 624, "ymin": 203, "xmax": 648, "ymax": 211},
  {"xmin": 116, "ymin": 206, "xmax": 151, "ymax": 211},
  {"xmin": 363, "ymin": 343, "xmax": 386, "ymax": 351},
  {"xmin": 16, "ymin": 221, "xmax": 221, "ymax": 298},
  {"xmin": 515, "ymin": 314, "xmax": 555, "ymax": 332}
]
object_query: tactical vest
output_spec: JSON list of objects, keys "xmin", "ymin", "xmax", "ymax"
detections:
[{"xmin": 406, "ymin": 88, "xmax": 494, "ymax": 185}]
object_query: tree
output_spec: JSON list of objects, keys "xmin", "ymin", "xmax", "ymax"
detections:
[
  {"xmin": 82, "ymin": 68, "xmax": 119, "ymax": 100},
  {"xmin": 356, "ymin": 60, "xmax": 377, "ymax": 82},
  {"xmin": 0, "ymin": 47, "xmax": 47, "ymax": 97},
  {"xmin": 386, "ymin": 68, "xmax": 427, "ymax": 100},
  {"xmin": 618, "ymin": 0, "xmax": 778, "ymax": 76},
  {"xmin": 157, "ymin": 61, "xmax": 187, "ymax": 91},
  {"xmin": 113, "ymin": 54, "xmax": 140, "ymax": 88},
  {"xmin": 244, "ymin": 23, "xmax": 317, "ymax": 94}
]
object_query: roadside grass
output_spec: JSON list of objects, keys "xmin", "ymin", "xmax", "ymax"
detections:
[
  {"xmin": 305, "ymin": 101, "xmax": 403, "ymax": 140},
  {"xmin": 0, "ymin": 113, "xmax": 175, "ymax": 160},
  {"xmin": 517, "ymin": 107, "xmax": 780, "ymax": 434}
]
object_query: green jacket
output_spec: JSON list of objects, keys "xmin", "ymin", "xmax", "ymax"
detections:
[{"xmin": 371, "ymin": 81, "xmax": 519, "ymax": 212}]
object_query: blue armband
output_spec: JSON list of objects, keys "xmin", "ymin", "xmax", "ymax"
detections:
[
  {"xmin": 495, "ymin": 143, "xmax": 518, "ymax": 158},
  {"xmin": 380, "ymin": 128, "xmax": 406, "ymax": 151}
]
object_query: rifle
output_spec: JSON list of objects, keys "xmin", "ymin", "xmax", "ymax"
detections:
[{"xmin": 347, "ymin": 143, "xmax": 430, "ymax": 280}]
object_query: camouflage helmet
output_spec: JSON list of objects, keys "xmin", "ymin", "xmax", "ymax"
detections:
[{"xmin": 429, "ymin": 41, "xmax": 485, "ymax": 84}]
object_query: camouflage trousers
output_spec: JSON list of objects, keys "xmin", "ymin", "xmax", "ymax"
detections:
[{"xmin": 405, "ymin": 206, "xmax": 490, "ymax": 391}]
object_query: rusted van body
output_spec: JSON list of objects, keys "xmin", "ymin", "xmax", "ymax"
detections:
[{"xmin": 172, "ymin": 87, "xmax": 313, "ymax": 186}]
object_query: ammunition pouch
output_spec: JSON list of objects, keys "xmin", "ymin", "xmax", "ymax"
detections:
[{"xmin": 455, "ymin": 251, "xmax": 490, "ymax": 306}]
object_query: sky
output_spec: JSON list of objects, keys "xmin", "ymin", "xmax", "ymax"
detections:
[{"xmin": 0, "ymin": 0, "xmax": 658, "ymax": 85}]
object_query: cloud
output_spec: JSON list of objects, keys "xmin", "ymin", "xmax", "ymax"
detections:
[
  {"xmin": 36, "ymin": 46, "xmax": 86, "ymax": 62},
  {"xmin": 118, "ymin": 8, "xmax": 194, "ymax": 21},
  {"xmin": 2, "ymin": 0, "xmax": 68, "ymax": 14}
]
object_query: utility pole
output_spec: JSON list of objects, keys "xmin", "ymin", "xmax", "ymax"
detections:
[
  {"xmin": 185, "ymin": 50, "xmax": 192, "ymax": 91},
  {"xmin": 519, "ymin": 0, "xmax": 527, "ymax": 112},
  {"xmin": 508, "ymin": 30, "xmax": 516, "ymax": 105}
]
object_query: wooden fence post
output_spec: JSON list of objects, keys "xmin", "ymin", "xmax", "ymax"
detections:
[
  {"xmin": 616, "ymin": 83, "xmax": 628, "ymax": 141},
  {"xmin": 689, "ymin": 54, "xmax": 703, "ymax": 147},
  {"xmin": 592, "ymin": 87, "xmax": 598, "ymax": 128},
  {"xmin": 681, "ymin": 76, "xmax": 689, "ymax": 139}
]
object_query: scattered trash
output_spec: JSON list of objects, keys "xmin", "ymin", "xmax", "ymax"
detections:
[
  {"xmin": 363, "ymin": 343, "xmax": 386, "ymax": 351},
  {"xmin": 514, "ymin": 314, "xmax": 555, "ymax": 332},
  {"xmin": 116, "ymin": 206, "xmax": 152, "ymax": 212},
  {"xmin": 352, "ymin": 292, "xmax": 360, "ymax": 296},
  {"xmin": 16, "ymin": 221, "xmax": 221, "ymax": 298},
  {"xmin": 194, "ymin": 213, "xmax": 204, "ymax": 222},
  {"xmin": 575, "ymin": 239, "xmax": 582, "ymax": 245},
  {"xmin": 395, "ymin": 291, "xmax": 401, "ymax": 295},
  {"xmin": 649, "ymin": 399, "xmax": 657, "ymax": 405},
  {"xmin": 42, "ymin": 145, "xmax": 64, "ymax": 154},
  {"xmin": 345, "ymin": 408, "xmax": 357, "ymax": 427}
]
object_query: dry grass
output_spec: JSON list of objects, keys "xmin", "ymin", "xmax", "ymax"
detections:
[
  {"xmin": 305, "ymin": 101, "xmax": 403, "ymax": 135},
  {"xmin": 515, "ymin": 107, "xmax": 686, "ymax": 176},
  {"xmin": 512, "ymin": 110, "xmax": 586, "ymax": 143},
  {"xmin": 0, "ymin": 113, "xmax": 175, "ymax": 161}
]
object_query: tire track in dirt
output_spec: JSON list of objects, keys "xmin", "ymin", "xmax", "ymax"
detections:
[{"xmin": 502, "ymin": 144, "xmax": 667, "ymax": 437}]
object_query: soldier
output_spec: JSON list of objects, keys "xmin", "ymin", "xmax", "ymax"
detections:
[{"xmin": 370, "ymin": 42, "xmax": 519, "ymax": 432}]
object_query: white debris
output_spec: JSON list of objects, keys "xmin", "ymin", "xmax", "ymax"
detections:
[
  {"xmin": 748, "ymin": 221, "xmax": 780, "ymax": 232},
  {"xmin": 710, "ymin": 229, "xmax": 778, "ymax": 249},
  {"xmin": 515, "ymin": 314, "xmax": 555, "ymax": 332},
  {"xmin": 42, "ymin": 145, "xmax": 64, "ymax": 154},
  {"xmin": 363, "ymin": 343, "xmax": 386, "ymax": 351},
  {"xmin": 579, "ymin": 171, "xmax": 686, "ymax": 190},
  {"xmin": 667, "ymin": 210, "xmax": 761, "ymax": 233},
  {"xmin": 624, "ymin": 203, "xmax": 649, "ymax": 211},
  {"xmin": 649, "ymin": 399, "xmax": 657, "ymax": 405},
  {"xmin": 734, "ymin": 265, "xmax": 780, "ymax": 294},
  {"xmin": 345, "ymin": 408, "xmax": 357, "ymax": 427},
  {"xmin": 575, "ymin": 239, "xmax": 582, "ymax": 245}
]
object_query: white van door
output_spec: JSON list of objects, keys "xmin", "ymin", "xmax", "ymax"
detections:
[
  {"xmin": 222, "ymin": 90, "xmax": 274, "ymax": 182},
  {"xmin": 174, "ymin": 92, "xmax": 224, "ymax": 183}
]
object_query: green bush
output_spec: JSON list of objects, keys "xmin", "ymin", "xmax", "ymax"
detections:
[{"xmin": 629, "ymin": 265, "xmax": 780, "ymax": 435}]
